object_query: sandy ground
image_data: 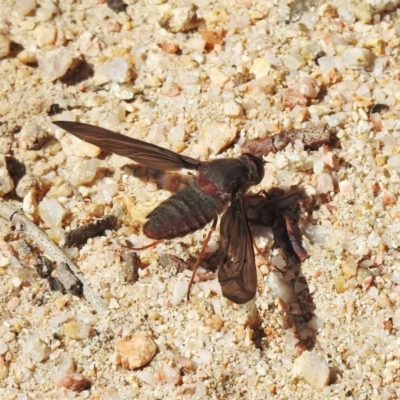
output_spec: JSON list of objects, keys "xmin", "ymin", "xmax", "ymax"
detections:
[{"xmin": 1, "ymin": 0, "xmax": 400, "ymax": 399}]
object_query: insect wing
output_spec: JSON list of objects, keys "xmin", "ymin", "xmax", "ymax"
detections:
[
  {"xmin": 218, "ymin": 195, "xmax": 257, "ymax": 304},
  {"xmin": 53, "ymin": 121, "xmax": 201, "ymax": 171}
]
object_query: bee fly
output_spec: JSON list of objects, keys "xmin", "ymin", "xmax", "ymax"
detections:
[{"xmin": 54, "ymin": 121, "xmax": 265, "ymax": 304}]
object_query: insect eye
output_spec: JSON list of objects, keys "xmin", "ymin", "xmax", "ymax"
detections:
[{"xmin": 241, "ymin": 153, "xmax": 265, "ymax": 184}]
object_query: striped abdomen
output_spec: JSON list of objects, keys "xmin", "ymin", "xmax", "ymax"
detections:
[{"xmin": 143, "ymin": 183, "xmax": 225, "ymax": 240}]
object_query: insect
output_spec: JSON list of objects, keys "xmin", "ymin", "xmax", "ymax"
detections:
[{"xmin": 54, "ymin": 121, "xmax": 265, "ymax": 304}]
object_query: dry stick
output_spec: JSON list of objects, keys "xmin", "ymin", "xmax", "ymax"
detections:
[{"xmin": 0, "ymin": 201, "xmax": 107, "ymax": 312}]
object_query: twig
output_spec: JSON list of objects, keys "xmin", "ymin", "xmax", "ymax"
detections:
[
  {"xmin": 64, "ymin": 215, "xmax": 118, "ymax": 247},
  {"xmin": 242, "ymin": 125, "xmax": 332, "ymax": 157},
  {"xmin": 0, "ymin": 200, "xmax": 107, "ymax": 312}
]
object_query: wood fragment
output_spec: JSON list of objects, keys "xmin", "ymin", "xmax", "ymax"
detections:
[
  {"xmin": 242, "ymin": 125, "xmax": 332, "ymax": 157},
  {"xmin": 64, "ymin": 215, "xmax": 118, "ymax": 247},
  {"xmin": 53, "ymin": 263, "xmax": 83, "ymax": 295},
  {"xmin": 123, "ymin": 252, "xmax": 140, "ymax": 284},
  {"xmin": 0, "ymin": 200, "xmax": 106, "ymax": 312},
  {"xmin": 159, "ymin": 254, "xmax": 189, "ymax": 274}
]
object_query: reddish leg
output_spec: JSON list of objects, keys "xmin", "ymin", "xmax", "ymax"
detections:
[{"xmin": 186, "ymin": 217, "xmax": 218, "ymax": 301}]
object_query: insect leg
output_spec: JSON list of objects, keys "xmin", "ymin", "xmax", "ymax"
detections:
[
  {"xmin": 186, "ymin": 217, "xmax": 218, "ymax": 301},
  {"xmin": 130, "ymin": 240, "xmax": 162, "ymax": 250}
]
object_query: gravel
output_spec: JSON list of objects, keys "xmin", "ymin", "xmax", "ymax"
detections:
[{"xmin": 1, "ymin": 0, "xmax": 400, "ymax": 398}]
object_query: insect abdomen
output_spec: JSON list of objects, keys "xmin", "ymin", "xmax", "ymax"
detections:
[{"xmin": 144, "ymin": 184, "xmax": 224, "ymax": 240}]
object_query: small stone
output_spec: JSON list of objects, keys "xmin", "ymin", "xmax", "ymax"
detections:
[
  {"xmin": 38, "ymin": 198, "xmax": 66, "ymax": 227},
  {"xmin": 0, "ymin": 34, "xmax": 11, "ymax": 58},
  {"xmin": 282, "ymin": 88, "xmax": 307, "ymax": 109},
  {"xmin": 159, "ymin": 4, "xmax": 200, "ymax": 33},
  {"xmin": 209, "ymin": 67, "xmax": 229, "ymax": 87},
  {"xmin": 342, "ymin": 47, "xmax": 373, "ymax": 70},
  {"xmin": 200, "ymin": 119, "xmax": 237, "ymax": 155},
  {"xmin": 16, "ymin": 174, "xmax": 42, "ymax": 198},
  {"xmin": 20, "ymin": 122, "xmax": 49, "ymax": 150},
  {"xmin": 63, "ymin": 320, "xmax": 91, "ymax": 340},
  {"xmin": 335, "ymin": 275, "xmax": 346, "ymax": 293},
  {"xmin": 316, "ymin": 173, "xmax": 334, "ymax": 194},
  {"xmin": 34, "ymin": 24, "xmax": 57, "ymax": 47},
  {"xmin": 69, "ymin": 158, "xmax": 100, "ymax": 186},
  {"xmin": 57, "ymin": 373, "xmax": 92, "ymax": 392},
  {"xmin": 292, "ymin": 351, "xmax": 330, "ymax": 389},
  {"xmin": 116, "ymin": 332, "xmax": 157, "ymax": 370},
  {"xmin": 14, "ymin": 0, "xmax": 37, "ymax": 16},
  {"xmin": 341, "ymin": 256, "xmax": 357, "ymax": 279},
  {"xmin": 56, "ymin": 352, "xmax": 76, "ymax": 376},
  {"xmin": 23, "ymin": 335, "xmax": 51, "ymax": 362},
  {"xmin": 17, "ymin": 49, "xmax": 38, "ymax": 64},
  {"xmin": 155, "ymin": 365, "xmax": 182, "ymax": 386},
  {"xmin": 268, "ymin": 271, "xmax": 298, "ymax": 305},
  {"xmin": 104, "ymin": 57, "xmax": 134, "ymax": 83},
  {"xmin": 249, "ymin": 57, "xmax": 270, "ymax": 79},
  {"xmin": 0, "ymin": 339, "xmax": 8, "ymax": 355},
  {"xmin": 37, "ymin": 47, "xmax": 77, "ymax": 81},
  {"xmin": 338, "ymin": 180, "xmax": 355, "ymax": 197},
  {"xmin": 210, "ymin": 314, "xmax": 224, "ymax": 331},
  {"xmin": 0, "ymin": 361, "xmax": 8, "ymax": 380},
  {"xmin": 110, "ymin": 83, "xmax": 135, "ymax": 100},
  {"xmin": 0, "ymin": 153, "xmax": 14, "ymax": 196},
  {"xmin": 46, "ymin": 183, "xmax": 72, "ymax": 199},
  {"xmin": 283, "ymin": 54, "xmax": 306, "ymax": 70},
  {"xmin": 0, "ymin": 257, "xmax": 9, "ymax": 267},
  {"xmin": 223, "ymin": 101, "xmax": 242, "ymax": 117},
  {"xmin": 387, "ymin": 154, "xmax": 400, "ymax": 169}
]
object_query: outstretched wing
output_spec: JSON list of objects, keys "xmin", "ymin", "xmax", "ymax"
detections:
[
  {"xmin": 53, "ymin": 121, "xmax": 201, "ymax": 171},
  {"xmin": 218, "ymin": 194, "xmax": 257, "ymax": 304}
]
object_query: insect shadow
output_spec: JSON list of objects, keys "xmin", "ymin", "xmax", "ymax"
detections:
[
  {"xmin": 244, "ymin": 188, "xmax": 317, "ymax": 350},
  {"xmin": 53, "ymin": 121, "xmax": 309, "ymax": 305}
]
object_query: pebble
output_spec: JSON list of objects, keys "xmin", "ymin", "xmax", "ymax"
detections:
[
  {"xmin": 0, "ymin": 362, "xmax": 8, "ymax": 380},
  {"xmin": 268, "ymin": 271, "xmax": 297, "ymax": 305},
  {"xmin": 249, "ymin": 57, "xmax": 270, "ymax": 79},
  {"xmin": 57, "ymin": 373, "xmax": 92, "ymax": 392},
  {"xmin": 0, "ymin": 257, "xmax": 9, "ymax": 267},
  {"xmin": 0, "ymin": 339, "xmax": 8, "ymax": 355},
  {"xmin": 36, "ymin": 0, "xmax": 58, "ymax": 22},
  {"xmin": 342, "ymin": 47, "xmax": 373, "ymax": 70},
  {"xmin": 341, "ymin": 256, "xmax": 358, "ymax": 278},
  {"xmin": 155, "ymin": 365, "xmax": 182, "ymax": 386},
  {"xmin": 23, "ymin": 335, "xmax": 51, "ymax": 362},
  {"xmin": 20, "ymin": 122, "xmax": 49, "ymax": 150},
  {"xmin": 17, "ymin": 49, "xmax": 38, "ymax": 65},
  {"xmin": 316, "ymin": 173, "xmax": 334, "ymax": 194},
  {"xmin": 0, "ymin": 34, "xmax": 11, "ymax": 58},
  {"xmin": 159, "ymin": 4, "xmax": 200, "ymax": 33},
  {"xmin": 283, "ymin": 54, "xmax": 306, "ymax": 70},
  {"xmin": 16, "ymin": 174, "xmax": 41, "ymax": 198},
  {"xmin": 116, "ymin": 332, "xmax": 157, "ymax": 370},
  {"xmin": 38, "ymin": 198, "xmax": 66, "ymax": 227},
  {"xmin": 37, "ymin": 47, "xmax": 76, "ymax": 81},
  {"xmin": 200, "ymin": 119, "xmax": 237, "ymax": 155},
  {"xmin": 34, "ymin": 24, "xmax": 57, "ymax": 47},
  {"xmin": 104, "ymin": 57, "xmax": 134, "ymax": 83},
  {"xmin": 387, "ymin": 154, "xmax": 400, "ymax": 170},
  {"xmin": 208, "ymin": 67, "xmax": 229, "ymax": 87},
  {"xmin": 56, "ymin": 352, "xmax": 76, "ymax": 376},
  {"xmin": 110, "ymin": 83, "xmax": 135, "ymax": 100},
  {"xmin": 292, "ymin": 351, "xmax": 330, "ymax": 389},
  {"xmin": 223, "ymin": 100, "xmax": 242, "ymax": 117},
  {"xmin": 14, "ymin": 0, "xmax": 37, "ymax": 16},
  {"xmin": 69, "ymin": 158, "xmax": 100, "ymax": 186},
  {"xmin": 0, "ymin": 153, "xmax": 14, "ymax": 195},
  {"xmin": 63, "ymin": 320, "xmax": 91, "ymax": 340}
]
